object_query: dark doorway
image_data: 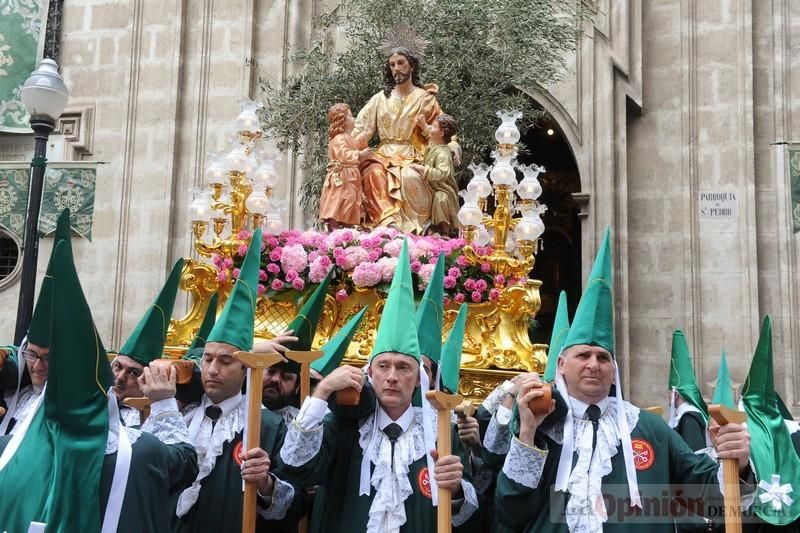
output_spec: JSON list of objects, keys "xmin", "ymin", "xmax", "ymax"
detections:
[{"xmin": 516, "ymin": 112, "xmax": 582, "ymax": 345}]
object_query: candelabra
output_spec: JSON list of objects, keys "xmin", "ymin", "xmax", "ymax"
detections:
[
  {"xmin": 187, "ymin": 100, "xmax": 287, "ymax": 259},
  {"xmin": 458, "ymin": 111, "xmax": 547, "ymax": 279}
]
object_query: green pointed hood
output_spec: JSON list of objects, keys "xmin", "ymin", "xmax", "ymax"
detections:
[
  {"xmin": 311, "ymin": 307, "xmax": 368, "ymax": 377},
  {"xmin": 119, "ymin": 259, "xmax": 184, "ymax": 364},
  {"xmin": 280, "ymin": 268, "xmax": 334, "ymax": 373},
  {"xmin": 207, "ymin": 229, "xmax": 262, "ymax": 351},
  {"xmin": 668, "ymin": 329, "xmax": 708, "ymax": 419},
  {"xmin": 416, "ymin": 253, "xmax": 445, "ymax": 364},
  {"xmin": 370, "ymin": 238, "xmax": 420, "ymax": 362},
  {"xmin": 776, "ymin": 393, "xmax": 794, "ymax": 421},
  {"xmin": 563, "ymin": 227, "xmax": 614, "ymax": 355},
  {"xmin": 440, "ymin": 304, "xmax": 467, "ymax": 394},
  {"xmin": 27, "ymin": 208, "xmax": 72, "ymax": 347},
  {"xmin": 544, "ymin": 291, "xmax": 570, "ymax": 382},
  {"xmin": 742, "ymin": 316, "xmax": 800, "ymax": 525},
  {"xmin": 187, "ymin": 293, "xmax": 219, "ymax": 352},
  {"xmin": 0, "ymin": 239, "xmax": 111, "ymax": 532},
  {"xmin": 711, "ymin": 350, "xmax": 734, "ymax": 408}
]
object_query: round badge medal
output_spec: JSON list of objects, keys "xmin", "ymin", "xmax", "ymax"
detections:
[
  {"xmin": 232, "ymin": 441, "xmax": 244, "ymax": 466},
  {"xmin": 631, "ymin": 438, "xmax": 655, "ymax": 471},
  {"xmin": 418, "ymin": 467, "xmax": 432, "ymax": 499}
]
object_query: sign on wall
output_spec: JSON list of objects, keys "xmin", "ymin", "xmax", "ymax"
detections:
[
  {"xmin": 699, "ymin": 191, "xmax": 738, "ymax": 219},
  {"xmin": 0, "ymin": 0, "xmax": 49, "ymax": 132}
]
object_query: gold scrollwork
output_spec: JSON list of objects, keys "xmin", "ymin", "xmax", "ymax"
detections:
[{"xmin": 168, "ymin": 262, "xmax": 548, "ymax": 399}]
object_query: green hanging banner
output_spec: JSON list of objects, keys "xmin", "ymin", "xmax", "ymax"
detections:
[
  {"xmin": 789, "ymin": 148, "xmax": 800, "ymax": 233},
  {"xmin": 39, "ymin": 167, "xmax": 96, "ymax": 240},
  {"xmin": 0, "ymin": 164, "xmax": 97, "ymax": 241},
  {"xmin": 0, "ymin": 0, "xmax": 50, "ymax": 132}
]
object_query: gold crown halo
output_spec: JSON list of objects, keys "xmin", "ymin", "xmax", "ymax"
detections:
[{"xmin": 378, "ymin": 24, "xmax": 430, "ymax": 60}]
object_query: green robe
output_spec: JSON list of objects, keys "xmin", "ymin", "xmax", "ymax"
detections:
[
  {"xmin": 101, "ymin": 432, "xmax": 197, "ymax": 533},
  {"xmin": 174, "ymin": 407, "xmax": 304, "ymax": 533},
  {"xmin": 0, "ymin": 430, "xmax": 197, "ymax": 533},
  {"xmin": 280, "ymin": 385, "xmax": 480, "ymax": 533},
  {"xmin": 495, "ymin": 409, "xmax": 734, "ymax": 532},
  {"xmin": 675, "ymin": 411, "xmax": 707, "ymax": 452}
]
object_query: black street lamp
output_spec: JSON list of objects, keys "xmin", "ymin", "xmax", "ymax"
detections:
[{"xmin": 14, "ymin": 59, "xmax": 69, "ymax": 345}]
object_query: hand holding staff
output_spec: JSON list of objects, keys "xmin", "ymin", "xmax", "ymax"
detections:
[
  {"xmin": 426, "ymin": 389, "xmax": 464, "ymax": 533},
  {"xmin": 234, "ymin": 350, "xmax": 284, "ymax": 533}
]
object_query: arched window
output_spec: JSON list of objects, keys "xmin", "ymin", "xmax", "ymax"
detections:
[{"xmin": 0, "ymin": 229, "xmax": 21, "ymax": 290}]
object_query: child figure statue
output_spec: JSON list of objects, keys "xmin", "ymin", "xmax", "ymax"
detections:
[
  {"xmin": 411, "ymin": 113, "xmax": 460, "ymax": 235},
  {"xmin": 319, "ymin": 103, "xmax": 372, "ymax": 229}
]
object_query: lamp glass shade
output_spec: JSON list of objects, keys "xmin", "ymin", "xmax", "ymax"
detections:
[{"xmin": 21, "ymin": 59, "xmax": 69, "ymax": 120}]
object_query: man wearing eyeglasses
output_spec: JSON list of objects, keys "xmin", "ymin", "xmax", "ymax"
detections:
[{"xmin": 0, "ymin": 341, "xmax": 50, "ymax": 435}]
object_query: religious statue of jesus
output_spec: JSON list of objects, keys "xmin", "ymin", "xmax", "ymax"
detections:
[{"xmin": 353, "ymin": 44, "xmax": 459, "ymax": 234}]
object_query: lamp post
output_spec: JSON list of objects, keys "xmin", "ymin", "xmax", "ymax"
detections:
[{"xmin": 13, "ymin": 59, "xmax": 69, "ymax": 344}]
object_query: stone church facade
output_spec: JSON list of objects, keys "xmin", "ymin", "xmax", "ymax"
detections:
[{"xmin": 0, "ymin": 0, "xmax": 797, "ymax": 412}]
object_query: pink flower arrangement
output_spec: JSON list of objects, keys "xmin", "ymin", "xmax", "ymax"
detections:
[
  {"xmin": 280, "ymin": 244, "xmax": 308, "ymax": 273},
  {"xmin": 218, "ymin": 228, "xmax": 512, "ymax": 302},
  {"xmin": 352, "ymin": 262, "xmax": 383, "ymax": 287}
]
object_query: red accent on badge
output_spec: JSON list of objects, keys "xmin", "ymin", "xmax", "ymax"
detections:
[
  {"xmin": 631, "ymin": 438, "xmax": 655, "ymax": 471},
  {"xmin": 232, "ymin": 441, "xmax": 244, "ymax": 466},
  {"xmin": 418, "ymin": 467, "xmax": 432, "ymax": 499}
]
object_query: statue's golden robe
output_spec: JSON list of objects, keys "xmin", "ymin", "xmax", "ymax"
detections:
[{"xmin": 354, "ymin": 85, "xmax": 443, "ymax": 234}]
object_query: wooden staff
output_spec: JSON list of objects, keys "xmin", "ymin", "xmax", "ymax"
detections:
[
  {"xmin": 455, "ymin": 400, "xmax": 476, "ymax": 418},
  {"xmin": 285, "ymin": 350, "xmax": 323, "ymax": 533},
  {"xmin": 709, "ymin": 404, "xmax": 748, "ymax": 533},
  {"xmin": 235, "ymin": 350, "xmax": 284, "ymax": 533},
  {"xmin": 643, "ymin": 406, "xmax": 665, "ymax": 416},
  {"xmin": 122, "ymin": 397, "xmax": 152, "ymax": 424},
  {"xmin": 426, "ymin": 390, "xmax": 464, "ymax": 533},
  {"xmin": 285, "ymin": 350, "xmax": 324, "ymax": 403}
]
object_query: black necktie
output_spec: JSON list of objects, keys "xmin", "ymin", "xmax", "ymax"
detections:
[
  {"xmin": 205, "ymin": 405, "xmax": 222, "ymax": 429},
  {"xmin": 585, "ymin": 404, "xmax": 601, "ymax": 453},
  {"xmin": 383, "ymin": 423, "xmax": 403, "ymax": 469}
]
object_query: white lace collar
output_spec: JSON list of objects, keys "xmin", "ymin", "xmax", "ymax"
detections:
[
  {"xmin": 358, "ymin": 407, "xmax": 430, "ymax": 533},
  {"xmin": 176, "ymin": 394, "xmax": 245, "ymax": 517}
]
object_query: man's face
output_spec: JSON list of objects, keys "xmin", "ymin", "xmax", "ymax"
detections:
[
  {"xmin": 369, "ymin": 353, "xmax": 420, "ymax": 413},
  {"xmin": 201, "ymin": 342, "xmax": 246, "ymax": 404},
  {"xmin": 262, "ymin": 365, "xmax": 299, "ymax": 410},
  {"xmin": 388, "ymin": 53, "xmax": 412, "ymax": 85},
  {"xmin": 557, "ymin": 344, "xmax": 615, "ymax": 404},
  {"xmin": 111, "ymin": 355, "xmax": 145, "ymax": 400},
  {"xmin": 23, "ymin": 342, "xmax": 49, "ymax": 389},
  {"xmin": 421, "ymin": 355, "xmax": 434, "ymax": 390}
]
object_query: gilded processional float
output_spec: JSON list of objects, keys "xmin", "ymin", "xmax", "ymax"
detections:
[{"xmin": 167, "ymin": 54, "xmax": 550, "ymax": 402}]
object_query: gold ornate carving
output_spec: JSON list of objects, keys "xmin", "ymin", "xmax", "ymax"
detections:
[{"xmin": 169, "ymin": 261, "xmax": 548, "ymax": 396}]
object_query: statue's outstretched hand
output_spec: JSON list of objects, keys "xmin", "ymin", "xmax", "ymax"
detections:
[{"xmin": 449, "ymin": 142, "xmax": 463, "ymax": 168}]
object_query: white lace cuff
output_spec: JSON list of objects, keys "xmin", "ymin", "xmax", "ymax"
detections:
[
  {"xmin": 502, "ymin": 437, "xmax": 547, "ymax": 489},
  {"xmin": 452, "ymin": 479, "xmax": 479, "ymax": 527},
  {"xmin": 484, "ymin": 413, "xmax": 511, "ymax": 455},
  {"xmin": 280, "ymin": 418, "xmax": 324, "ymax": 467},
  {"xmin": 481, "ymin": 383, "xmax": 509, "ymax": 415},
  {"xmin": 141, "ymin": 400, "xmax": 189, "ymax": 445},
  {"xmin": 496, "ymin": 405, "xmax": 512, "ymax": 425},
  {"xmin": 295, "ymin": 396, "xmax": 327, "ymax": 431},
  {"xmin": 150, "ymin": 398, "xmax": 179, "ymax": 416},
  {"xmin": 256, "ymin": 475, "xmax": 295, "ymax": 521}
]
